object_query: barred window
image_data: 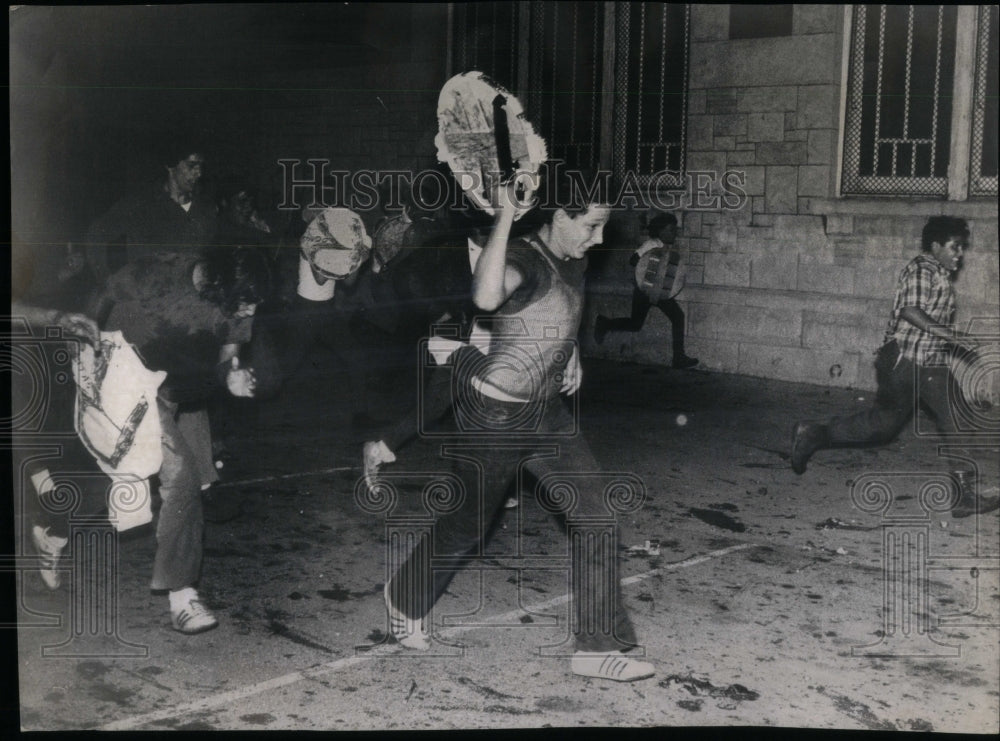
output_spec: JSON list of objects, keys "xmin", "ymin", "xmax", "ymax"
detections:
[
  {"xmin": 842, "ymin": 4, "xmax": 998, "ymax": 198},
  {"xmin": 450, "ymin": 2, "xmax": 691, "ymax": 180},
  {"xmin": 970, "ymin": 4, "xmax": 999, "ymax": 197},
  {"xmin": 451, "ymin": 1, "xmax": 520, "ymax": 92},
  {"xmin": 526, "ymin": 1, "xmax": 605, "ymax": 172},
  {"xmin": 612, "ymin": 2, "xmax": 690, "ymax": 187}
]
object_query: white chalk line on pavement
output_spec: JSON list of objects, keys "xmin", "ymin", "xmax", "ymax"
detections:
[
  {"xmin": 214, "ymin": 466, "xmax": 356, "ymax": 488},
  {"xmin": 96, "ymin": 542, "xmax": 758, "ymax": 731}
]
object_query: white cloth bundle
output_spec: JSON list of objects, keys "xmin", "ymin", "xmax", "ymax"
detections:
[{"xmin": 73, "ymin": 331, "xmax": 166, "ymax": 531}]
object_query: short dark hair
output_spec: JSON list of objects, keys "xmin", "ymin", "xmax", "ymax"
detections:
[
  {"xmin": 647, "ymin": 213, "xmax": 678, "ymax": 237},
  {"xmin": 198, "ymin": 247, "xmax": 271, "ymax": 314},
  {"xmin": 160, "ymin": 140, "xmax": 205, "ymax": 169},
  {"xmin": 528, "ymin": 165, "xmax": 611, "ymax": 224},
  {"xmin": 922, "ymin": 216, "xmax": 969, "ymax": 252}
]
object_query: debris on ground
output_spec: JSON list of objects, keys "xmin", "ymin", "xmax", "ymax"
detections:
[
  {"xmin": 627, "ymin": 539, "xmax": 661, "ymax": 556},
  {"xmin": 659, "ymin": 673, "xmax": 760, "ymax": 710},
  {"xmin": 815, "ymin": 517, "xmax": 874, "ymax": 531}
]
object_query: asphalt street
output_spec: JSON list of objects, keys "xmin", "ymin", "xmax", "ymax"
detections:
[{"xmin": 14, "ymin": 354, "xmax": 1000, "ymax": 733}]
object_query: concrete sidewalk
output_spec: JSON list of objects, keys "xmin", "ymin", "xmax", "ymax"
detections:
[{"xmin": 14, "ymin": 358, "xmax": 999, "ymax": 732}]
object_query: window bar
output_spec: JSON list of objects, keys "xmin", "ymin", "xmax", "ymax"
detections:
[
  {"xmin": 658, "ymin": 3, "xmax": 667, "ymax": 144},
  {"xmin": 599, "ymin": 1, "xmax": 616, "ymax": 172},
  {"xmin": 929, "ymin": 5, "xmax": 944, "ymax": 182},
  {"xmin": 902, "ymin": 6, "xmax": 913, "ymax": 176},
  {"xmin": 590, "ymin": 4, "xmax": 600, "ymax": 168},
  {"xmin": 470, "ymin": 3, "xmax": 478, "ymax": 71},
  {"xmin": 843, "ymin": 3, "xmax": 867, "ymax": 193},
  {"xmin": 902, "ymin": 8, "xmax": 913, "ymax": 138},
  {"xmin": 570, "ymin": 2, "xmax": 578, "ymax": 147},
  {"xmin": 680, "ymin": 3, "xmax": 691, "ymax": 180},
  {"xmin": 491, "ymin": 1, "xmax": 497, "ymax": 79},
  {"xmin": 551, "ymin": 3, "xmax": 559, "ymax": 154},
  {"xmin": 612, "ymin": 0, "xmax": 630, "ymax": 184},
  {"xmin": 510, "ymin": 2, "xmax": 519, "ymax": 93},
  {"xmin": 636, "ymin": 2, "xmax": 647, "ymax": 175},
  {"xmin": 970, "ymin": 4, "xmax": 998, "ymax": 195},
  {"xmin": 873, "ymin": 5, "xmax": 887, "ymax": 178}
]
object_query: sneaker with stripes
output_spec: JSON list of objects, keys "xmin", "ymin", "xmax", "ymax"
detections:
[
  {"xmin": 169, "ymin": 588, "xmax": 219, "ymax": 634},
  {"xmin": 571, "ymin": 650, "xmax": 655, "ymax": 682},
  {"xmin": 384, "ymin": 581, "xmax": 430, "ymax": 650},
  {"xmin": 31, "ymin": 525, "xmax": 68, "ymax": 590}
]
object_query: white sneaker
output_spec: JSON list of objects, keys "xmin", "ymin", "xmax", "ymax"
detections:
[
  {"xmin": 384, "ymin": 581, "xmax": 429, "ymax": 650},
  {"xmin": 169, "ymin": 588, "xmax": 219, "ymax": 634},
  {"xmin": 363, "ymin": 440, "xmax": 396, "ymax": 493},
  {"xmin": 571, "ymin": 650, "xmax": 655, "ymax": 682},
  {"xmin": 31, "ymin": 526, "xmax": 68, "ymax": 590}
]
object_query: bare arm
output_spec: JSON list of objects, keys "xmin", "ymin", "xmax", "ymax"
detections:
[{"xmin": 471, "ymin": 181, "xmax": 526, "ymax": 311}]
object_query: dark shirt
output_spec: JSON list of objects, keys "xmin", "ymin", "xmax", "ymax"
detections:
[
  {"xmin": 353, "ymin": 227, "xmax": 478, "ymax": 337},
  {"xmin": 101, "ymin": 253, "xmax": 251, "ymax": 403},
  {"xmin": 85, "ymin": 181, "xmax": 218, "ymax": 280}
]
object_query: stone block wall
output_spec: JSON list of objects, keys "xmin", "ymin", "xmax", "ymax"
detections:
[{"xmin": 585, "ymin": 4, "xmax": 999, "ymax": 392}]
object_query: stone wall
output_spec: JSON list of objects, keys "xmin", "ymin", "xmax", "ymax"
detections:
[{"xmin": 584, "ymin": 4, "xmax": 999, "ymax": 392}]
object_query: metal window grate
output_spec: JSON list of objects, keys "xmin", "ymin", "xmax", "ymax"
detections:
[
  {"xmin": 612, "ymin": 2, "xmax": 689, "ymax": 188},
  {"xmin": 526, "ymin": 1, "xmax": 604, "ymax": 171},
  {"xmin": 450, "ymin": 2, "xmax": 690, "ymax": 181},
  {"xmin": 970, "ymin": 4, "xmax": 999, "ymax": 197},
  {"xmin": 842, "ymin": 5, "xmax": 957, "ymax": 196},
  {"xmin": 452, "ymin": 2, "xmax": 520, "ymax": 92}
]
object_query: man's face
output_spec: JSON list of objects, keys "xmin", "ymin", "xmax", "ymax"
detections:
[
  {"xmin": 554, "ymin": 205, "xmax": 611, "ymax": 260},
  {"xmin": 169, "ymin": 154, "xmax": 204, "ymax": 196},
  {"xmin": 931, "ymin": 236, "xmax": 966, "ymax": 273},
  {"xmin": 229, "ymin": 190, "xmax": 255, "ymax": 223}
]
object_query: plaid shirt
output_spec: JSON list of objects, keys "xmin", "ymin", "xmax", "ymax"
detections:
[{"xmin": 884, "ymin": 253, "xmax": 955, "ymax": 365}]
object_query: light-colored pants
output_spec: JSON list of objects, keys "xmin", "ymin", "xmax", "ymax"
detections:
[{"xmin": 150, "ymin": 399, "xmax": 208, "ymax": 591}]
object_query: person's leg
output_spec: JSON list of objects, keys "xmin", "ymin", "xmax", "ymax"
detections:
[
  {"xmin": 528, "ymin": 401, "xmax": 654, "ymax": 680},
  {"xmin": 386, "ymin": 394, "xmax": 525, "ymax": 647},
  {"xmin": 154, "ymin": 397, "xmax": 218, "ymax": 633},
  {"xmin": 17, "ymin": 355, "xmax": 108, "ymax": 587},
  {"xmin": 152, "ymin": 398, "xmax": 205, "ymax": 592},
  {"xmin": 525, "ymin": 400, "xmax": 639, "ymax": 655},
  {"xmin": 828, "ymin": 354, "xmax": 915, "ymax": 444},
  {"xmin": 916, "ymin": 363, "xmax": 960, "ymax": 434},
  {"xmin": 660, "ymin": 298, "xmax": 697, "ymax": 368},
  {"xmin": 915, "ymin": 364, "xmax": 999, "ymax": 516},
  {"xmin": 611, "ymin": 289, "xmax": 651, "ymax": 333},
  {"xmin": 175, "ymin": 407, "xmax": 218, "ymax": 490},
  {"xmin": 390, "ymin": 429, "xmax": 520, "ymax": 611},
  {"xmin": 596, "ymin": 289, "xmax": 651, "ymax": 343},
  {"xmin": 792, "ymin": 343, "xmax": 914, "ymax": 474}
]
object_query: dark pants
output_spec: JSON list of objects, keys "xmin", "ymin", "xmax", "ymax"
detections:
[
  {"xmin": 13, "ymin": 333, "xmax": 109, "ymax": 539},
  {"xmin": 389, "ymin": 388, "xmax": 639, "ymax": 652},
  {"xmin": 828, "ymin": 341, "xmax": 958, "ymax": 444},
  {"xmin": 604, "ymin": 288, "xmax": 687, "ymax": 360}
]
